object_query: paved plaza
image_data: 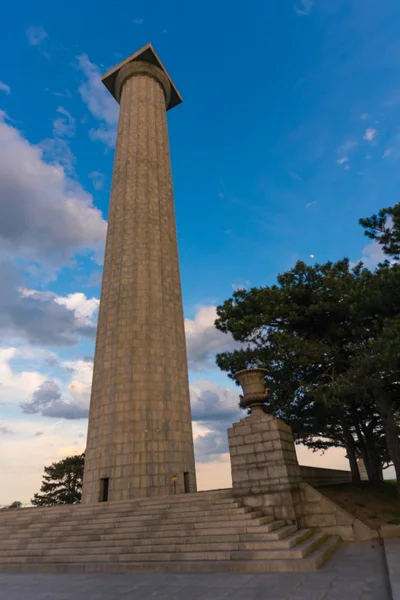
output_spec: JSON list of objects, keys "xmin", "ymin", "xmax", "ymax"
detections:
[{"xmin": 0, "ymin": 542, "xmax": 392, "ymax": 600}]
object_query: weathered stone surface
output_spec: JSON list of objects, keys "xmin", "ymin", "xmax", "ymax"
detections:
[
  {"xmin": 297, "ymin": 485, "xmax": 376, "ymax": 542},
  {"xmin": 380, "ymin": 525, "xmax": 400, "ymax": 539},
  {"xmin": 302, "ymin": 502, "xmax": 323, "ymax": 515},
  {"xmin": 82, "ymin": 47, "xmax": 196, "ymax": 504},
  {"xmin": 304, "ymin": 513, "xmax": 337, "ymax": 527},
  {"xmin": 228, "ymin": 411, "xmax": 302, "ymax": 521},
  {"xmin": 353, "ymin": 519, "xmax": 377, "ymax": 541},
  {"xmin": 300, "ymin": 466, "xmax": 351, "ymax": 487},
  {"xmin": 334, "ymin": 509, "xmax": 354, "ymax": 527}
]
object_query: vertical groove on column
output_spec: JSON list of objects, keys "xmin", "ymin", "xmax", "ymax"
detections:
[{"xmin": 82, "ymin": 61, "xmax": 197, "ymax": 503}]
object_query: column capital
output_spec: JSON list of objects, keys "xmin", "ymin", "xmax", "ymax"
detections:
[
  {"xmin": 115, "ymin": 61, "xmax": 171, "ymax": 106},
  {"xmin": 101, "ymin": 43, "xmax": 182, "ymax": 110}
]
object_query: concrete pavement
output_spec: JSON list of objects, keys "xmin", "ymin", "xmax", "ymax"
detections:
[{"xmin": 0, "ymin": 542, "xmax": 392, "ymax": 600}]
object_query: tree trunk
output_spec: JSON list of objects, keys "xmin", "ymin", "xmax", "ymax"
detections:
[
  {"xmin": 355, "ymin": 422, "xmax": 384, "ymax": 482},
  {"xmin": 342, "ymin": 420, "xmax": 361, "ymax": 486},
  {"xmin": 364, "ymin": 430, "xmax": 384, "ymax": 482},
  {"xmin": 373, "ymin": 393, "xmax": 400, "ymax": 496}
]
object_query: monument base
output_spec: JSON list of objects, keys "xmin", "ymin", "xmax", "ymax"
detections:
[{"xmin": 228, "ymin": 409, "xmax": 302, "ymax": 522}]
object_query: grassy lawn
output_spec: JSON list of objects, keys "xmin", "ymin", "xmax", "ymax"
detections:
[
  {"xmin": 364, "ymin": 480, "xmax": 399, "ymax": 502},
  {"xmin": 319, "ymin": 481, "xmax": 400, "ymax": 529}
]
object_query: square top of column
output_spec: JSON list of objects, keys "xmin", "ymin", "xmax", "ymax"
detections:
[{"xmin": 102, "ymin": 43, "xmax": 182, "ymax": 110}]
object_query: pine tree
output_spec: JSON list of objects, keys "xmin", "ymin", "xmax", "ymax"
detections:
[{"xmin": 31, "ymin": 453, "xmax": 85, "ymax": 506}]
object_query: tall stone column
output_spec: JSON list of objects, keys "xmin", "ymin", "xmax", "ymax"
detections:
[{"xmin": 82, "ymin": 45, "xmax": 197, "ymax": 503}]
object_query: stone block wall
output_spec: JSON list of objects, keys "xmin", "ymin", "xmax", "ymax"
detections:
[
  {"xmin": 228, "ymin": 411, "xmax": 302, "ymax": 521},
  {"xmin": 300, "ymin": 466, "xmax": 352, "ymax": 487},
  {"xmin": 297, "ymin": 484, "xmax": 376, "ymax": 541}
]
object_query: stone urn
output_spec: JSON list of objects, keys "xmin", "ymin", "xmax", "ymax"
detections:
[{"xmin": 234, "ymin": 368, "xmax": 269, "ymax": 413}]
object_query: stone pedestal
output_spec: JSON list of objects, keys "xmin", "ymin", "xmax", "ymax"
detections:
[{"xmin": 228, "ymin": 409, "xmax": 302, "ymax": 521}]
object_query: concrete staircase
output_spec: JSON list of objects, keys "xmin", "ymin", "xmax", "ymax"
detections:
[{"xmin": 0, "ymin": 489, "xmax": 340, "ymax": 573}]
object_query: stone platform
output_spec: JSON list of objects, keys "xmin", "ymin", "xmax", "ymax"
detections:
[{"xmin": 0, "ymin": 490, "xmax": 340, "ymax": 574}]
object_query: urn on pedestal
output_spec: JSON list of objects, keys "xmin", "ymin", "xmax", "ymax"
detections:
[{"xmin": 234, "ymin": 368, "xmax": 269, "ymax": 414}]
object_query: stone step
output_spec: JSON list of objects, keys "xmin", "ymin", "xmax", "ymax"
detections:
[
  {"xmin": 231, "ymin": 533, "xmax": 327, "ymax": 560},
  {"xmin": 38, "ymin": 519, "xmax": 284, "ymax": 542},
  {"xmin": 3, "ymin": 526, "xmax": 301, "ymax": 552},
  {"xmin": 23, "ymin": 510, "xmax": 264, "ymax": 531},
  {"xmin": 0, "ymin": 503, "xmax": 241, "ymax": 527},
  {"xmin": 3, "ymin": 520, "xmax": 286, "ymax": 547},
  {"xmin": 238, "ymin": 529, "xmax": 313, "ymax": 550},
  {"xmin": 1, "ymin": 526, "xmax": 300, "ymax": 552},
  {"xmin": 33, "ymin": 515, "xmax": 273, "ymax": 537},
  {"xmin": 0, "ymin": 534, "xmax": 328, "ymax": 564},
  {"xmin": 0, "ymin": 515, "xmax": 253, "ymax": 536},
  {"xmin": 6, "ymin": 531, "xmax": 313, "ymax": 556},
  {"xmin": 0, "ymin": 491, "xmax": 235, "ymax": 522},
  {"xmin": 0, "ymin": 508, "xmax": 264, "ymax": 532},
  {"xmin": 40, "ymin": 517, "xmax": 279, "ymax": 539},
  {"xmin": 4, "ymin": 529, "xmax": 291, "ymax": 551},
  {"xmin": 0, "ymin": 538, "xmax": 342, "ymax": 573},
  {"xmin": 0, "ymin": 531, "xmax": 319, "ymax": 560},
  {"xmin": 242, "ymin": 524, "xmax": 298, "ymax": 541}
]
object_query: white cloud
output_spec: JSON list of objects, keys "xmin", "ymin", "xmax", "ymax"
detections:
[
  {"xmin": 63, "ymin": 359, "xmax": 93, "ymax": 410},
  {"xmin": 305, "ymin": 200, "xmax": 317, "ymax": 208},
  {"xmin": 39, "ymin": 137, "xmax": 76, "ymax": 173},
  {"xmin": 360, "ymin": 113, "xmax": 369, "ymax": 120},
  {"xmin": 0, "ymin": 112, "xmax": 106, "ymax": 268},
  {"xmin": 383, "ymin": 148, "xmax": 392, "ymax": 158},
  {"xmin": 89, "ymin": 171, "xmax": 106, "ymax": 190},
  {"xmin": 0, "ymin": 424, "xmax": 14, "ymax": 435},
  {"xmin": 364, "ymin": 127, "xmax": 377, "ymax": 142},
  {"xmin": 184, "ymin": 306, "xmax": 240, "ymax": 371},
  {"xmin": 191, "ymin": 380, "xmax": 241, "ymax": 424},
  {"xmin": 0, "ymin": 267, "xmax": 98, "ymax": 346},
  {"xmin": 336, "ymin": 141, "xmax": 356, "ymax": 168},
  {"xmin": 53, "ymin": 292, "xmax": 99, "ymax": 323},
  {"xmin": 18, "ymin": 354, "xmax": 92, "ymax": 419},
  {"xmin": 337, "ymin": 140, "xmax": 357, "ymax": 155},
  {"xmin": 53, "ymin": 89, "xmax": 72, "ymax": 99},
  {"xmin": 0, "ymin": 82, "xmax": 10, "ymax": 95},
  {"xmin": 351, "ymin": 239, "xmax": 387, "ymax": 270},
  {"xmin": 0, "ymin": 355, "xmax": 359, "ymax": 503},
  {"xmin": 38, "ymin": 107, "xmax": 77, "ymax": 172},
  {"xmin": 0, "ymin": 347, "xmax": 47, "ymax": 406},
  {"xmin": 52, "ymin": 107, "xmax": 75, "ymax": 138},
  {"xmin": 132, "ymin": 18, "xmax": 144, "ymax": 24},
  {"xmin": 22, "ymin": 358, "xmax": 93, "ymax": 420},
  {"xmin": 0, "ymin": 415, "xmax": 86, "ymax": 505},
  {"xmin": 294, "ymin": 0, "xmax": 315, "ymax": 16},
  {"xmin": 26, "ymin": 26, "xmax": 47, "ymax": 46},
  {"xmin": 77, "ymin": 54, "xmax": 118, "ymax": 148},
  {"xmin": 191, "ymin": 380, "xmax": 242, "ymax": 463},
  {"xmin": 17, "ymin": 345, "xmax": 241, "ymax": 428}
]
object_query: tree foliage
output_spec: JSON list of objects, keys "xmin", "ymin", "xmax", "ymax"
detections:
[
  {"xmin": 31, "ymin": 453, "xmax": 85, "ymax": 506},
  {"xmin": 360, "ymin": 202, "xmax": 400, "ymax": 259},
  {"xmin": 215, "ymin": 252, "xmax": 400, "ymax": 493}
]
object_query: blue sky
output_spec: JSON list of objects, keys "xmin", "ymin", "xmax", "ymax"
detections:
[{"xmin": 0, "ymin": 0, "xmax": 398, "ymax": 503}]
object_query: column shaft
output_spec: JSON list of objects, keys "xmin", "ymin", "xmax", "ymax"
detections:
[{"xmin": 82, "ymin": 66, "xmax": 197, "ymax": 503}]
